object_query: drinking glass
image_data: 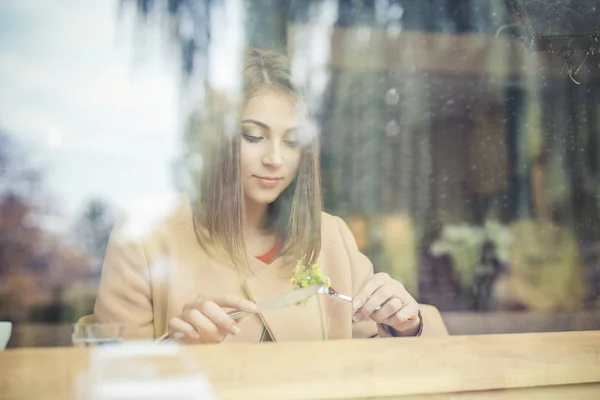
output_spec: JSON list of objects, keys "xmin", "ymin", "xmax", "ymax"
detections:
[{"xmin": 72, "ymin": 323, "xmax": 124, "ymax": 347}]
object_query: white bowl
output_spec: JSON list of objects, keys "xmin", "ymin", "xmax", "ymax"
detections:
[{"xmin": 0, "ymin": 322, "xmax": 12, "ymax": 350}]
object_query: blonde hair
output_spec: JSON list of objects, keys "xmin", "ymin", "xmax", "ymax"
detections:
[{"xmin": 188, "ymin": 48, "xmax": 322, "ymax": 272}]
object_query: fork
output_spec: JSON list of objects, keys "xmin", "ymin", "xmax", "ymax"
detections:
[{"xmin": 318, "ymin": 286, "xmax": 381, "ymax": 311}]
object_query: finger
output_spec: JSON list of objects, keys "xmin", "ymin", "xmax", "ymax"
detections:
[
  {"xmin": 356, "ymin": 284, "xmax": 395, "ymax": 319},
  {"xmin": 384, "ymin": 302, "xmax": 420, "ymax": 331},
  {"xmin": 353, "ymin": 273, "xmax": 390, "ymax": 310},
  {"xmin": 200, "ymin": 300, "xmax": 241, "ymax": 336},
  {"xmin": 371, "ymin": 297, "xmax": 404, "ymax": 323},
  {"xmin": 168, "ymin": 317, "xmax": 200, "ymax": 340},
  {"xmin": 183, "ymin": 308, "xmax": 224, "ymax": 342},
  {"xmin": 212, "ymin": 295, "xmax": 260, "ymax": 314}
]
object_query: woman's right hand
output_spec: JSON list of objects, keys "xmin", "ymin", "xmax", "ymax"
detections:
[{"xmin": 168, "ymin": 295, "xmax": 259, "ymax": 343}]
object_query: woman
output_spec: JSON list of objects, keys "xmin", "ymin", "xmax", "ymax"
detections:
[{"xmin": 93, "ymin": 48, "xmax": 424, "ymax": 343}]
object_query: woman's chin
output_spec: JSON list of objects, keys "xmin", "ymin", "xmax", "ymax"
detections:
[{"xmin": 246, "ymin": 193, "xmax": 281, "ymax": 206}]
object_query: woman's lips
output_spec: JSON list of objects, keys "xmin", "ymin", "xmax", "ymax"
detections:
[{"xmin": 255, "ymin": 176, "xmax": 282, "ymax": 188}]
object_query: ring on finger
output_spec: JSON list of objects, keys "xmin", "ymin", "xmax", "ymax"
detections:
[
  {"xmin": 372, "ymin": 296, "xmax": 404, "ymax": 313},
  {"xmin": 382, "ymin": 295, "xmax": 404, "ymax": 309}
]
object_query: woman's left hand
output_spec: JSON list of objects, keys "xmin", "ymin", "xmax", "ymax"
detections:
[{"xmin": 352, "ymin": 272, "xmax": 421, "ymax": 336}]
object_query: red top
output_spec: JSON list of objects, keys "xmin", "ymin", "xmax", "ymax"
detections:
[{"xmin": 255, "ymin": 236, "xmax": 283, "ymax": 264}]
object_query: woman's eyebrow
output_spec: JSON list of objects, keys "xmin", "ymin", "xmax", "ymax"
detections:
[
  {"xmin": 241, "ymin": 119, "xmax": 298, "ymax": 133},
  {"xmin": 241, "ymin": 119, "xmax": 270, "ymax": 130}
]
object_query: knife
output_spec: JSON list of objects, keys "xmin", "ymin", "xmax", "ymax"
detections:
[
  {"xmin": 227, "ymin": 282, "xmax": 324, "ymax": 319},
  {"xmin": 157, "ymin": 283, "xmax": 325, "ymax": 343}
]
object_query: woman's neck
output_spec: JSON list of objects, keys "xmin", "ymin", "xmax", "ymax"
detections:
[
  {"xmin": 243, "ymin": 199, "xmax": 278, "ymax": 257},
  {"xmin": 244, "ymin": 198, "xmax": 269, "ymax": 232}
]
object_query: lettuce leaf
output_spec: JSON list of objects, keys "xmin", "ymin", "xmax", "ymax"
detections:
[{"xmin": 291, "ymin": 262, "xmax": 331, "ymax": 306}]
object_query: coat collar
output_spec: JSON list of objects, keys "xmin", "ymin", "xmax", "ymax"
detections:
[{"xmin": 243, "ymin": 256, "xmax": 329, "ymax": 342}]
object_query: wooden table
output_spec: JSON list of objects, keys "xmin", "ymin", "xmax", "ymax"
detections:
[{"xmin": 1, "ymin": 331, "xmax": 599, "ymax": 399}]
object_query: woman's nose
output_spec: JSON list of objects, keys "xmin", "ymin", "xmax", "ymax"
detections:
[{"xmin": 262, "ymin": 143, "xmax": 283, "ymax": 167}]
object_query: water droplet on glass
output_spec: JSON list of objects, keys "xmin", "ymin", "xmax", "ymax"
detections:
[
  {"xmin": 384, "ymin": 88, "xmax": 400, "ymax": 106},
  {"xmin": 387, "ymin": 23, "xmax": 402, "ymax": 38},
  {"xmin": 388, "ymin": 4, "xmax": 404, "ymax": 20},
  {"xmin": 385, "ymin": 120, "xmax": 401, "ymax": 137},
  {"xmin": 356, "ymin": 27, "xmax": 372, "ymax": 44}
]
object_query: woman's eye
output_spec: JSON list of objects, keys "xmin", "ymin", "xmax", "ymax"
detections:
[
  {"xmin": 284, "ymin": 139, "xmax": 299, "ymax": 148},
  {"xmin": 242, "ymin": 133, "xmax": 263, "ymax": 143}
]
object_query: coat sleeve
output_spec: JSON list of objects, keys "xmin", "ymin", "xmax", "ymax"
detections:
[
  {"xmin": 92, "ymin": 223, "xmax": 155, "ymax": 340},
  {"xmin": 334, "ymin": 216, "xmax": 398, "ymax": 339}
]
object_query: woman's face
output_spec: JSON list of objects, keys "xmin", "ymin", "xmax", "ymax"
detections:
[{"xmin": 239, "ymin": 88, "xmax": 303, "ymax": 207}]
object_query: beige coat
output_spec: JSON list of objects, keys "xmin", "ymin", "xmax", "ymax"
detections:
[{"xmin": 93, "ymin": 195, "xmax": 444, "ymax": 342}]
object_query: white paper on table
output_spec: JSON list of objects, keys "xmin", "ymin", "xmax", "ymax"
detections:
[{"xmin": 75, "ymin": 341, "xmax": 218, "ymax": 400}]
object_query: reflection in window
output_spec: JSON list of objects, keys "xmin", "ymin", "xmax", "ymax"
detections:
[{"xmin": 0, "ymin": 0, "xmax": 599, "ymax": 347}]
